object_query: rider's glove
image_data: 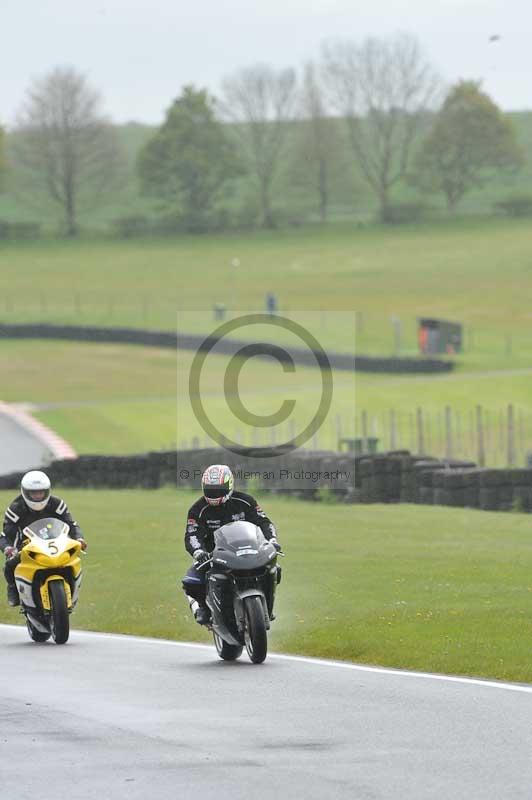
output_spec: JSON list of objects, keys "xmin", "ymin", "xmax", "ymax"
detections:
[
  {"xmin": 270, "ymin": 539, "xmax": 282, "ymax": 552},
  {"xmin": 4, "ymin": 546, "xmax": 17, "ymax": 559},
  {"xmin": 193, "ymin": 549, "xmax": 210, "ymax": 565},
  {"xmin": 77, "ymin": 538, "xmax": 88, "ymax": 551}
]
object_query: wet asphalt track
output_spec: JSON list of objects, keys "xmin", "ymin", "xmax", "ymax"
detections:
[
  {"xmin": 0, "ymin": 413, "xmax": 50, "ymax": 476},
  {"xmin": 2, "ymin": 624, "xmax": 532, "ymax": 799}
]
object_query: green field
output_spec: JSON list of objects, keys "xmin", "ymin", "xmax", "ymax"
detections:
[
  {"xmin": 1, "ymin": 488, "xmax": 531, "ymax": 682},
  {"xmin": 2, "ymin": 214, "xmax": 532, "ymax": 463},
  {"xmin": 1, "ymin": 217, "xmax": 532, "ymax": 368},
  {"xmin": 1, "ymin": 339, "xmax": 532, "ymax": 463}
]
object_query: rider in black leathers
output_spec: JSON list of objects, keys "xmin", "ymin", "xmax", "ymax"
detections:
[
  {"xmin": 182, "ymin": 464, "xmax": 280, "ymax": 625},
  {"xmin": 0, "ymin": 471, "xmax": 86, "ymax": 606}
]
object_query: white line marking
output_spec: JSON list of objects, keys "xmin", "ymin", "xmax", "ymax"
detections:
[{"xmin": 2, "ymin": 623, "xmax": 531, "ymax": 695}]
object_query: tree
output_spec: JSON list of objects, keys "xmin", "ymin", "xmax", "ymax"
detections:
[
  {"xmin": 137, "ymin": 86, "xmax": 241, "ymax": 231},
  {"xmin": 413, "ymin": 81, "xmax": 524, "ymax": 210},
  {"xmin": 294, "ymin": 62, "xmax": 337, "ymax": 222},
  {"xmin": 322, "ymin": 34, "xmax": 440, "ymax": 221},
  {"xmin": 13, "ymin": 66, "xmax": 125, "ymax": 236},
  {"xmin": 222, "ymin": 64, "xmax": 297, "ymax": 228}
]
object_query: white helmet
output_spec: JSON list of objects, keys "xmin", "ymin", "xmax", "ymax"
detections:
[{"xmin": 21, "ymin": 471, "xmax": 51, "ymax": 512}]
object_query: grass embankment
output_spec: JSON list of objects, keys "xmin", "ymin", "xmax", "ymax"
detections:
[
  {"xmin": 1, "ymin": 217, "xmax": 532, "ymax": 369},
  {"xmin": 1, "ymin": 339, "xmax": 532, "ymax": 461},
  {"xmin": 0, "ymin": 488, "xmax": 531, "ymax": 683}
]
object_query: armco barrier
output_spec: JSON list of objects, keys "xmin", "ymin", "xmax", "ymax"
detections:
[
  {"xmin": 0, "ymin": 323, "xmax": 454, "ymax": 374},
  {"xmin": 0, "ymin": 447, "xmax": 530, "ymax": 512}
]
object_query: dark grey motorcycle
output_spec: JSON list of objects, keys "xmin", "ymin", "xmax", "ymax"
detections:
[{"xmin": 203, "ymin": 521, "xmax": 282, "ymax": 664}]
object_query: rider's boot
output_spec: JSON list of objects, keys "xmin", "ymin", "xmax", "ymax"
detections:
[
  {"xmin": 7, "ymin": 584, "xmax": 19, "ymax": 607},
  {"xmin": 187, "ymin": 595, "xmax": 211, "ymax": 626}
]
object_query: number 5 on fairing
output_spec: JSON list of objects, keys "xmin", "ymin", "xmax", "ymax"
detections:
[{"xmin": 14, "ymin": 518, "xmax": 84, "ymax": 645}]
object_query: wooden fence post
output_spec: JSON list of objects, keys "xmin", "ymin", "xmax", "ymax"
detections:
[
  {"xmin": 392, "ymin": 317, "xmax": 401, "ymax": 356},
  {"xmin": 361, "ymin": 410, "xmax": 368, "ymax": 453},
  {"xmin": 416, "ymin": 407, "xmax": 425, "ymax": 454},
  {"xmin": 445, "ymin": 406, "xmax": 453, "ymax": 460},
  {"xmin": 484, "ymin": 410, "xmax": 491, "ymax": 462},
  {"xmin": 390, "ymin": 410, "xmax": 397, "ymax": 450},
  {"xmin": 335, "ymin": 415, "xmax": 342, "ymax": 451},
  {"xmin": 518, "ymin": 409, "xmax": 525, "ymax": 458},
  {"xmin": 507, "ymin": 404, "xmax": 516, "ymax": 467},
  {"xmin": 425, "ymin": 410, "xmax": 432, "ymax": 454},
  {"xmin": 409, "ymin": 412, "xmax": 415, "ymax": 452},
  {"xmin": 454, "ymin": 410, "xmax": 462, "ymax": 456},
  {"xmin": 476, "ymin": 405, "xmax": 486, "ymax": 467},
  {"xmin": 469, "ymin": 409, "xmax": 475, "ymax": 458}
]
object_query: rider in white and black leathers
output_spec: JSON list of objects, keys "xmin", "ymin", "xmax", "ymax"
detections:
[
  {"xmin": 182, "ymin": 464, "xmax": 280, "ymax": 625},
  {"xmin": 0, "ymin": 471, "xmax": 86, "ymax": 607}
]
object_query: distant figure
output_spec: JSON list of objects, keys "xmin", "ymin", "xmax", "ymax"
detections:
[{"xmin": 266, "ymin": 293, "xmax": 278, "ymax": 316}]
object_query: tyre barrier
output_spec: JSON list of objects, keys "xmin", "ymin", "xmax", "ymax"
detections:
[
  {"xmin": 0, "ymin": 447, "xmax": 530, "ymax": 512},
  {"xmin": 0, "ymin": 323, "xmax": 454, "ymax": 374}
]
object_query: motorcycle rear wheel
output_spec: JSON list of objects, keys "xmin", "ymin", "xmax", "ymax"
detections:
[
  {"xmin": 213, "ymin": 631, "xmax": 243, "ymax": 661},
  {"xmin": 26, "ymin": 617, "xmax": 51, "ymax": 643},
  {"xmin": 243, "ymin": 596, "xmax": 267, "ymax": 664},
  {"xmin": 49, "ymin": 581, "xmax": 70, "ymax": 645}
]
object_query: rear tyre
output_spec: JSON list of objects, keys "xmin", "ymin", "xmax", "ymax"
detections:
[
  {"xmin": 26, "ymin": 618, "xmax": 51, "ymax": 643},
  {"xmin": 243, "ymin": 596, "xmax": 267, "ymax": 664},
  {"xmin": 49, "ymin": 581, "xmax": 70, "ymax": 645},
  {"xmin": 213, "ymin": 631, "xmax": 243, "ymax": 661}
]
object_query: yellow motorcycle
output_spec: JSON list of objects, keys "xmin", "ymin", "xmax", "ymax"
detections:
[{"xmin": 14, "ymin": 518, "xmax": 83, "ymax": 644}]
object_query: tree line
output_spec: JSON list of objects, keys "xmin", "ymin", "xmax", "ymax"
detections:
[{"xmin": 0, "ymin": 33, "xmax": 526, "ymax": 236}]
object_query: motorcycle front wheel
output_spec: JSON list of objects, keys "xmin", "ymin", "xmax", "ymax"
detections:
[
  {"xmin": 213, "ymin": 631, "xmax": 243, "ymax": 661},
  {"xmin": 243, "ymin": 596, "xmax": 267, "ymax": 664},
  {"xmin": 49, "ymin": 581, "xmax": 70, "ymax": 644}
]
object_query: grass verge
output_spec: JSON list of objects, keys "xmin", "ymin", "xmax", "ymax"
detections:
[{"xmin": 0, "ymin": 488, "xmax": 531, "ymax": 683}]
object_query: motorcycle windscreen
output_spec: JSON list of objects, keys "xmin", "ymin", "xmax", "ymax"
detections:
[
  {"xmin": 214, "ymin": 521, "xmax": 266, "ymax": 554},
  {"xmin": 23, "ymin": 518, "xmax": 70, "ymax": 540}
]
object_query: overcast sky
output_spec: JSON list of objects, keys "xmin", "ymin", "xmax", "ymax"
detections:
[{"xmin": 3, "ymin": 0, "xmax": 530, "ymax": 126}]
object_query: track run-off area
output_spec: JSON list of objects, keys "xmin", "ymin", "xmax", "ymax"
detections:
[{"xmin": 2, "ymin": 624, "xmax": 532, "ymax": 799}]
